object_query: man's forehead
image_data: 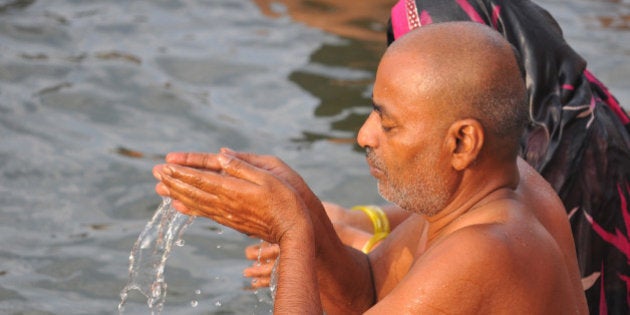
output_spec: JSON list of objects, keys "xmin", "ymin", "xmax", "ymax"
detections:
[{"xmin": 371, "ymin": 92, "xmax": 412, "ymax": 121}]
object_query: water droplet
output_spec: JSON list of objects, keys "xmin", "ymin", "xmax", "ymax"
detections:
[
  {"xmin": 216, "ymin": 244, "xmax": 222, "ymax": 249},
  {"xmin": 216, "ymin": 229, "xmax": 224, "ymax": 235},
  {"xmin": 191, "ymin": 300, "xmax": 198, "ymax": 307},
  {"xmin": 152, "ymin": 282, "xmax": 162, "ymax": 297},
  {"xmin": 118, "ymin": 292, "xmax": 128, "ymax": 313},
  {"xmin": 195, "ymin": 289, "xmax": 201, "ymax": 295},
  {"xmin": 214, "ymin": 300, "xmax": 222, "ymax": 307},
  {"xmin": 257, "ymin": 239, "xmax": 264, "ymax": 266}
]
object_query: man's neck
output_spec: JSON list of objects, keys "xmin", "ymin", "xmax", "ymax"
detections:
[{"xmin": 423, "ymin": 160, "xmax": 520, "ymax": 244}]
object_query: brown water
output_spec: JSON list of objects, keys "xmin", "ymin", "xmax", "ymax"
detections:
[{"xmin": 0, "ymin": 0, "xmax": 627, "ymax": 314}]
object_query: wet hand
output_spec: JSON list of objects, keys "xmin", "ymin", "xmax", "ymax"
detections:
[
  {"xmin": 155, "ymin": 149, "xmax": 318, "ymax": 207},
  {"xmin": 153, "ymin": 151, "xmax": 310, "ymax": 244},
  {"xmin": 217, "ymin": 149, "xmax": 323, "ymax": 210}
]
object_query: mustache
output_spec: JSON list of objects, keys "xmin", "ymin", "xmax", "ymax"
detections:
[{"xmin": 366, "ymin": 147, "xmax": 384, "ymax": 170}]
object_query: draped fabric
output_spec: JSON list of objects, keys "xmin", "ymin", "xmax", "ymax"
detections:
[{"xmin": 387, "ymin": 0, "xmax": 630, "ymax": 313}]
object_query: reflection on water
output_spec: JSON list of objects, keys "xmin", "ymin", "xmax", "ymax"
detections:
[
  {"xmin": 0, "ymin": 0, "xmax": 35, "ymax": 13},
  {"xmin": 596, "ymin": 10, "xmax": 630, "ymax": 30},
  {"xmin": 0, "ymin": 0, "xmax": 627, "ymax": 314},
  {"xmin": 290, "ymin": 38, "xmax": 380, "ymax": 147},
  {"xmin": 254, "ymin": 1, "xmax": 396, "ymax": 147},
  {"xmin": 254, "ymin": 0, "xmax": 396, "ymax": 42}
]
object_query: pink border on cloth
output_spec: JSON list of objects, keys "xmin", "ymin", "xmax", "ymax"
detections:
[
  {"xmin": 391, "ymin": 0, "xmax": 411, "ymax": 39},
  {"xmin": 391, "ymin": 0, "xmax": 427, "ymax": 40}
]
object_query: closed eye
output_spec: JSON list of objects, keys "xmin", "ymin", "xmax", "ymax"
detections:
[{"xmin": 372, "ymin": 100, "xmax": 397, "ymax": 133}]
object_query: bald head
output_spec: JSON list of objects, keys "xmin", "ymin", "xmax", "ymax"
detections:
[{"xmin": 379, "ymin": 22, "xmax": 528, "ymax": 157}]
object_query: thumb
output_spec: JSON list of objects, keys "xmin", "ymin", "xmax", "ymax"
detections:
[
  {"xmin": 220, "ymin": 148, "xmax": 266, "ymax": 168},
  {"xmin": 220, "ymin": 148, "xmax": 288, "ymax": 174},
  {"xmin": 218, "ymin": 152, "xmax": 263, "ymax": 184}
]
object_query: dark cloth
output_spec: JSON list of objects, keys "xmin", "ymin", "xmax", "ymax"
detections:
[{"xmin": 387, "ymin": 0, "xmax": 630, "ymax": 313}]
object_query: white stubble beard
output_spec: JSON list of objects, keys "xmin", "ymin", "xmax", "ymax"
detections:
[{"xmin": 367, "ymin": 148, "xmax": 450, "ymax": 217}]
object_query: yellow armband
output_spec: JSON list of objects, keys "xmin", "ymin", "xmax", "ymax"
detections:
[
  {"xmin": 361, "ymin": 232, "xmax": 389, "ymax": 253},
  {"xmin": 351, "ymin": 205, "xmax": 391, "ymax": 235},
  {"xmin": 351, "ymin": 205, "xmax": 391, "ymax": 253}
]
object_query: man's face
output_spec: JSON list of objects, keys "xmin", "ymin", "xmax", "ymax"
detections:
[{"xmin": 357, "ymin": 52, "xmax": 453, "ymax": 216}]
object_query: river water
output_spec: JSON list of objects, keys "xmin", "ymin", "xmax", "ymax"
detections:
[{"xmin": 0, "ymin": 0, "xmax": 627, "ymax": 314}]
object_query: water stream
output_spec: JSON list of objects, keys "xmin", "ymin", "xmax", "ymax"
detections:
[{"xmin": 118, "ymin": 197, "xmax": 195, "ymax": 314}]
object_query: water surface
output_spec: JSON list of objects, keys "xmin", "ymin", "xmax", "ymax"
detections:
[{"xmin": 0, "ymin": 0, "xmax": 627, "ymax": 314}]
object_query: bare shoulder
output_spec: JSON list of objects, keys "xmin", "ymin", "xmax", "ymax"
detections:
[
  {"xmin": 367, "ymin": 222, "xmax": 524, "ymax": 314},
  {"xmin": 368, "ymin": 212, "xmax": 584, "ymax": 314}
]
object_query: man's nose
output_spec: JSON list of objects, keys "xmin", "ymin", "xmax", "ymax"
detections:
[{"xmin": 357, "ymin": 112, "xmax": 378, "ymax": 149}]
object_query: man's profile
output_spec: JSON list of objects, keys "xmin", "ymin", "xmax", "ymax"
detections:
[{"xmin": 153, "ymin": 21, "xmax": 587, "ymax": 313}]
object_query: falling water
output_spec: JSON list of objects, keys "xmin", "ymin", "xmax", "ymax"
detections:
[
  {"xmin": 270, "ymin": 253, "xmax": 279, "ymax": 301},
  {"xmin": 252, "ymin": 240, "xmax": 279, "ymax": 311},
  {"xmin": 118, "ymin": 197, "xmax": 195, "ymax": 314}
]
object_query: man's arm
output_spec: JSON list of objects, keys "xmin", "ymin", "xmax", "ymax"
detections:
[
  {"xmin": 274, "ymin": 216, "xmax": 322, "ymax": 314},
  {"xmin": 308, "ymin": 205, "xmax": 375, "ymax": 314},
  {"xmin": 323, "ymin": 202, "xmax": 411, "ymax": 235},
  {"xmin": 215, "ymin": 150, "xmax": 377, "ymax": 314},
  {"xmin": 154, "ymin": 150, "xmax": 376, "ymax": 314},
  {"xmin": 366, "ymin": 226, "xmax": 506, "ymax": 314}
]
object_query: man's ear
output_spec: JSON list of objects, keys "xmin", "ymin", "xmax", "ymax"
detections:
[{"xmin": 446, "ymin": 119, "xmax": 484, "ymax": 171}]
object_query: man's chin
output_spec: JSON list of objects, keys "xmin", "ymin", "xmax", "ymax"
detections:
[
  {"xmin": 377, "ymin": 183, "xmax": 395, "ymax": 205},
  {"xmin": 377, "ymin": 185, "xmax": 415, "ymax": 213}
]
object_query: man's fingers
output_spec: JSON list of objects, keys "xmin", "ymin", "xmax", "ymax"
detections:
[
  {"xmin": 244, "ymin": 243, "xmax": 280, "ymax": 260},
  {"xmin": 164, "ymin": 164, "xmax": 249, "ymax": 197},
  {"xmin": 165, "ymin": 152, "xmax": 222, "ymax": 171},
  {"xmin": 161, "ymin": 172, "xmax": 215, "ymax": 206},
  {"xmin": 250, "ymin": 277, "xmax": 270, "ymax": 288},
  {"xmin": 221, "ymin": 148, "xmax": 265, "ymax": 167},
  {"xmin": 152, "ymin": 164, "xmax": 165, "ymax": 181},
  {"xmin": 170, "ymin": 199, "xmax": 195, "ymax": 216},
  {"xmin": 244, "ymin": 243, "xmax": 262, "ymax": 260},
  {"xmin": 218, "ymin": 152, "xmax": 266, "ymax": 185},
  {"xmin": 244, "ymin": 260, "xmax": 274, "ymax": 288},
  {"xmin": 155, "ymin": 182, "xmax": 170, "ymax": 196},
  {"xmin": 244, "ymin": 261, "xmax": 275, "ymax": 277},
  {"xmin": 158, "ymin": 167, "xmax": 230, "ymax": 219},
  {"xmin": 259, "ymin": 244, "xmax": 280, "ymax": 260},
  {"xmin": 221, "ymin": 148, "xmax": 282, "ymax": 171},
  {"xmin": 165, "ymin": 178, "xmax": 245, "ymax": 229}
]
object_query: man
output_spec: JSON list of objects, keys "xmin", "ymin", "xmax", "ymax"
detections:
[
  {"xmin": 153, "ymin": 22, "xmax": 587, "ymax": 313},
  {"xmin": 313, "ymin": 1, "xmax": 630, "ymax": 312}
]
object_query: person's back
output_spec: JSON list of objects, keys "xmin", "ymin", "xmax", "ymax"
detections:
[
  {"xmin": 517, "ymin": 158, "xmax": 585, "ymax": 311},
  {"xmin": 411, "ymin": 159, "xmax": 585, "ymax": 313}
]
